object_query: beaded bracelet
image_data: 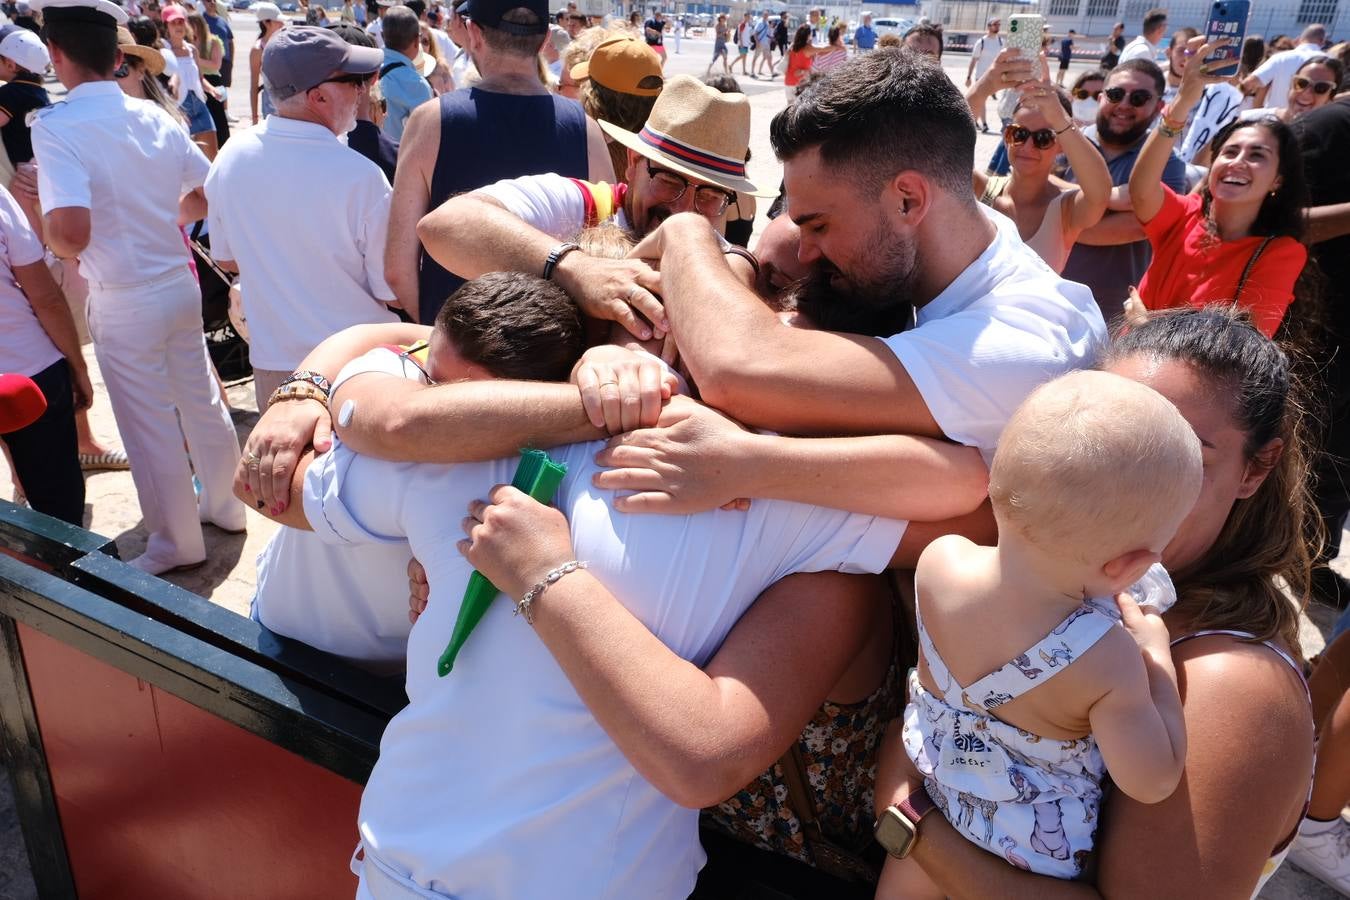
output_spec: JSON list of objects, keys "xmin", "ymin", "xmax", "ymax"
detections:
[
  {"xmin": 280, "ymin": 369, "xmax": 333, "ymax": 398},
  {"xmin": 268, "ymin": 380, "xmax": 330, "ymax": 409},
  {"xmin": 515, "ymin": 560, "xmax": 588, "ymax": 625}
]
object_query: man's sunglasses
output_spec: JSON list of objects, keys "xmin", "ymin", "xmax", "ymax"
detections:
[
  {"xmin": 320, "ymin": 72, "xmax": 372, "ymax": 87},
  {"xmin": 1292, "ymin": 75, "xmax": 1337, "ymax": 95},
  {"xmin": 1102, "ymin": 86, "xmax": 1155, "ymax": 107},
  {"xmin": 1003, "ymin": 124, "xmax": 1057, "ymax": 150},
  {"xmin": 1072, "ymin": 87, "xmax": 1102, "ymax": 100}
]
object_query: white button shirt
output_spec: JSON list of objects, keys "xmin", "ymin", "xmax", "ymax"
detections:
[
  {"xmin": 205, "ymin": 116, "xmax": 397, "ymax": 372},
  {"xmin": 31, "ymin": 81, "xmax": 210, "ymax": 287}
]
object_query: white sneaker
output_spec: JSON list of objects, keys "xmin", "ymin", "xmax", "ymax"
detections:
[{"xmin": 1289, "ymin": 815, "xmax": 1350, "ymax": 895}]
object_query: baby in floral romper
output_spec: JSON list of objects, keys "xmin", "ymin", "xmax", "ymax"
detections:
[{"xmin": 878, "ymin": 370, "xmax": 1202, "ymax": 895}]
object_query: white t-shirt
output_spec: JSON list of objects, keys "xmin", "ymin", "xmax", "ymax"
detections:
[
  {"xmin": 1118, "ymin": 35, "xmax": 1160, "ymax": 64},
  {"xmin": 1250, "ymin": 43, "xmax": 1326, "ymax": 106},
  {"xmin": 366, "ymin": 16, "xmax": 384, "ymax": 47},
  {"xmin": 32, "ymin": 82, "xmax": 211, "ymax": 286},
  {"xmin": 972, "ymin": 33, "xmax": 1005, "ymax": 78},
  {"xmin": 431, "ymin": 26, "xmax": 456, "ymax": 63},
  {"xmin": 476, "ymin": 172, "xmax": 632, "ymax": 238},
  {"xmin": 0, "ymin": 185, "xmax": 60, "ymax": 377},
  {"xmin": 1179, "ymin": 81, "xmax": 1243, "ymax": 163},
  {"xmin": 306, "ymin": 434, "xmax": 904, "ymax": 899},
  {"xmin": 883, "ymin": 205, "xmax": 1106, "ymax": 465},
  {"xmin": 204, "ymin": 115, "xmax": 396, "ymax": 371},
  {"xmin": 252, "ymin": 348, "xmax": 426, "ymax": 673}
]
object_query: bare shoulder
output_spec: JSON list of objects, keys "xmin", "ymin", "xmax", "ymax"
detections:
[
  {"xmin": 1173, "ymin": 633, "xmax": 1313, "ymax": 757},
  {"xmin": 915, "ymin": 533, "xmax": 979, "ymax": 590}
]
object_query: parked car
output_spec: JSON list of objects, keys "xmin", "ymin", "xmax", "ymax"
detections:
[{"xmin": 872, "ymin": 16, "xmax": 913, "ymax": 37}]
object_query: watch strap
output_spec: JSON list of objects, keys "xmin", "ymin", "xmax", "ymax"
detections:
[
  {"xmin": 542, "ymin": 241, "xmax": 581, "ymax": 281},
  {"xmin": 898, "ymin": 787, "xmax": 936, "ymax": 824}
]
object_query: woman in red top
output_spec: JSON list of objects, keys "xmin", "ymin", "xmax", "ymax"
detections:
[
  {"xmin": 1129, "ymin": 36, "xmax": 1308, "ymax": 337},
  {"xmin": 784, "ymin": 25, "xmax": 817, "ymax": 102}
]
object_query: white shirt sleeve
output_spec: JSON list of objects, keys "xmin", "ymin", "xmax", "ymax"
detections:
[
  {"xmin": 473, "ymin": 173, "xmax": 590, "ymax": 241},
  {"xmin": 766, "ymin": 503, "xmax": 905, "ymax": 577},
  {"xmin": 360, "ymin": 181, "xmax": 395, "ymax": 302},
  {"xmin": 0, "ymin": 186, "xmax": 46, "ymax": 268},
  {"xmin": 203, "ymin": 160, "xmax": 232, "ymax": 261},
  {"xmin": 31, "ymin": 122, "xmax": 92, "ymax": 212},
  {"xmin": 1249, "ymin": 52, "xmax": 1282, "ymax": 85},
  {"xmin": 303, "ymin": 441, "xmax": 417, "ymax": 546},
  {"xmin": 178, "ymin": 125, "xmax": 212, "ymax": 193},
  {"xmin": 883, "ymin": 310, "xmax": 1070, "ymax": 455}
]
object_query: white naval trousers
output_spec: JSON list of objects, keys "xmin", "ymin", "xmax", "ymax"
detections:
[{"xmin": 85, "ymin": 265, "xmax": 244, "ymax": 567}]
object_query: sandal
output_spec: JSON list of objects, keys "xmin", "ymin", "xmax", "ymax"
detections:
[{"xmin": 80, "ymin": 449, "xmax": 130, "ymax": 472}]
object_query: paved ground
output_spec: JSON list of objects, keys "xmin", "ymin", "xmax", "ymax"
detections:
[{"xmin": 0, "ymin": 21, "xmax": 1343, "ymax": 898}]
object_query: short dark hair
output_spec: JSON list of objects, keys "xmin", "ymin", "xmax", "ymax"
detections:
[
  {"xmin": 382, "ymin": 6, "xmax": 421, "ymax": 51},
  {"xmin": 44, "ymin": 20, "xmax": 118, "ymax": 76},
  {"xmin": 405, "ymin": 0, "xmax": 426, "ymax": 16},
  {"xmin": 327, "ymin": 21, "xmax": 378, "ymax": 47},
  {"xmin": 433, "ymin": 272, "xmax": 583, "ymax": 381},
  {"xmin": 1143, "ymin": 7, "xmax": 1168, "ymax": 33},
  {"xmin": 1111, "ymin": 57, "xmax": 1165, "ymax": 96},
  {"xmin": 770, "ymin": 48, "xmax": 975, "ymax": 198},
  {"xmin": 477, "ymin": 8, "xmax": 547, "ymax": 56},
  {"xmin": 904, "ymin": 22, "xmax": 944, "ymax": 57}
]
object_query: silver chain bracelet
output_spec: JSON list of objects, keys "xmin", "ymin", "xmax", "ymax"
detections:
[{"xmin": 515, "ymin": 560, "xmax": 588, "ymax": 625}]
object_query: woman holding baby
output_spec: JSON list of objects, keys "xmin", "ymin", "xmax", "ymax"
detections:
[{"xmin": 873, "ymin": 307, "xmax": 1317, "ymax": 898}]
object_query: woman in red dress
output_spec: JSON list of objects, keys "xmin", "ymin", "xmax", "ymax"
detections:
[{"xmin": 1128, "ymin": 36, "xmax": 1309, "ymax": 337}]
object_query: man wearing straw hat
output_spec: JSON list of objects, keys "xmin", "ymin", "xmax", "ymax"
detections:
[
  {"xmin": 384, "ymin": 0, "xmax": 611, "ymax": 326},
  {"xmin": 27, "ymin": 0, "xmax": 244, "ymax": 573},
  {"xmin": 414, "ymin": 74, "xmax": 770, "ymax": 341}
]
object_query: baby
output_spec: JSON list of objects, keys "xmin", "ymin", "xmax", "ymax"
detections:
[{"xmin": 879, "ymin": 369, "xmax": 1203, "ymax": 894}]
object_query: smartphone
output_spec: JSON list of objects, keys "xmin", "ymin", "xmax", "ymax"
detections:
[
  {"xmin": 1203, "ymin": 0, "xmax": 1249, "ymax": 77},
  {"xmin": 1007, "ymin": 14, "xmax": 1045, "ymax": 57}
]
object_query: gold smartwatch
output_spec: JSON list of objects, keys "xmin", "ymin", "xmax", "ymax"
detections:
[{"xmin": 874, "ymin": 788, "xmax": 938, "ymax": 858}]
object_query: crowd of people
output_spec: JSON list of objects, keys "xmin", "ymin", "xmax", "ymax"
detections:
[{"xmin": 0, "ymin": 0, "xmax": 1349, "ymax": 897}]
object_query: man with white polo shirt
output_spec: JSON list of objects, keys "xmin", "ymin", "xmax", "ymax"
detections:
[
  {"xmin": 29, "ymin": 0, "xmax": 244, "ymax": 574},
  {"xmin": 1118, "ymin": 7, "xmax": 1167, "ymax": 65},
  {"xmin": 205, "ymin": 25, "xmax": 400, "ymax": 410},
  {"xmin": 1241, "ymin": 23, "xmax": 1327, "ymax": 109}
]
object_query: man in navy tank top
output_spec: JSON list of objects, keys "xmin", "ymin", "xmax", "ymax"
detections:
[{"xmin": 384, "ymin": 0, "xmax": 614, "ymax": 325}]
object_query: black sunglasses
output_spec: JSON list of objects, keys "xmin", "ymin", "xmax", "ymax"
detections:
[
  {"xmin": 1102, "ymin": 86, "xmax": 1155, "ymax": 107},
  {"xmin": 320, "ymin": 71, "xmax": 372, "ymax": 87},
  {"xmin": 1003, "ymin": 124, "xmax": 1057, "ymax": 149},
  {"xmin": 1292, "ymin": 75, "xmax": 1337, "ymax": 95},
  {"xmin": 1072, "ymin": 87, "xmax": 1102, "ymax": 100}
]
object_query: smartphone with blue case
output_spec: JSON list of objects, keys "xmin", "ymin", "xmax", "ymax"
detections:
[{"xmin": 1203, "ymin": 0, "xmax": 1250, "ymax": 77}]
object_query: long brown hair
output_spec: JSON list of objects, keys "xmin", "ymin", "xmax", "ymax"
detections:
[{"xmin": 1100, "ymin": 306, "xmax": 1319, "ymax": 658}]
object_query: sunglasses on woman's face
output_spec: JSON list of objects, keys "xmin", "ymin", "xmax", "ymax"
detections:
[
  {"xmin": 1102, "ymin": 86, "xmax": 1155, "ymax": 107},
  {"xmin": 1003, "ymin": 124, "xmax": 1057, "ymax": 149},
  {"xmin": 1072, "ymin": 87, "xmax": 1102, "ymax": 100},
  {"xmin": 1292, "ymin": 75, "xmax": 1337, "ymax": 95}
]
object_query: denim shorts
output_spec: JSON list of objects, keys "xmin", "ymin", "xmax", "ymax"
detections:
[{"xmin": 181, "ymin": 90, "xmax": 214, "ymax": 135}]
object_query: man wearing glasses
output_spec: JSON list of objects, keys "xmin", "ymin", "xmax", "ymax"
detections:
[
  {"xmin": 414, "ymin": 74, "xmax": 771, "ymax": 341},
  {"xmin": 204, "ymin": 26, "xmax": 402, "ymax": 410},
  {"xmin": 1061, "ymin": 58, "xmax": 1186, "ymax": 323}
]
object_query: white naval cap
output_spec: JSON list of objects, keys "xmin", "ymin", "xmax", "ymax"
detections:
[{"xmin": 29, "ymin": 0, "xmax": 129, "ymax": 27}]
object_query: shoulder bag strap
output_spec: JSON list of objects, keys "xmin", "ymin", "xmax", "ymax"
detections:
[
  {"xmin": 775, "ymin": 744, "xmax": 879, "ymax": 883},
  {"xmin": 1234, "ymin": 235, "xmax": 1276, "ymax": 303}
]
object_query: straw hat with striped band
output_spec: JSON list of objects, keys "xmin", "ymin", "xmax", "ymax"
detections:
[{"xmin": 598, "ymin": 74, "xmax": 774, "ymax": 198}]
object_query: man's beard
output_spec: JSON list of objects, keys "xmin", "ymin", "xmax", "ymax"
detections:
[
  {"xmin": 789, "ymin": 218, "xmax": 917, "ymax": 337},
  {"xmin": 1095, "ymin": 110, "xmax": 1152, "ymax": 147}
]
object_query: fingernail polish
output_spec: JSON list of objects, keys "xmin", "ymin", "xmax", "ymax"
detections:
[{"xmin": 244, "ymin": 484, "xmax": 251, "ymax": 493}]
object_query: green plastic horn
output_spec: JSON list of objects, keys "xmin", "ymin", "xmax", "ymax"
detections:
[{"xmin": 437, "ymin": 449, "xmax": 568, "ymax": 677}]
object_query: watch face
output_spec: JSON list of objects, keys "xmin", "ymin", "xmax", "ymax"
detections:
[{"xmin": 874, "ymin": 806, "xmax": 919, "ymax": 859}]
